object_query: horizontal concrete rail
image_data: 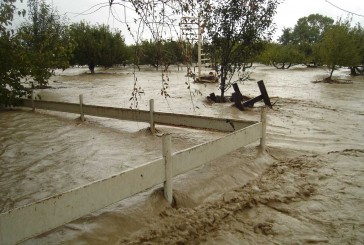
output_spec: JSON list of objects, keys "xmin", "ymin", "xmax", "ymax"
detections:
[
  {"xmin": 0, "ymin": 158, "xmax": 165, "ymax": 245},
  {"xmin": 173, "ymin": 122, "xmax": 262, "ymax": 175},
  {"xmin": 21, "ymin": 99, "xmax": 255, "ymax": 132},
  {"xmin": 0, "ymin": 120, "xmax": 263, "ymax": 245},
  {"xmin": 154, "ymin": 112, "xmax": 253, "ymax": 132},
  {"xmin": 24, "ymin": 99, "xmax": 81, "ymax": 114}
]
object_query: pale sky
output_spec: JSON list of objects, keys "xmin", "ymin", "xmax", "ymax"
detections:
[
  {"xmin": 274, "ymin": 0, "xmax": 364, "ymax": 37},
  {"xmin": 17, "ymin": 0, "xmax": 364, "ymax": 44}
]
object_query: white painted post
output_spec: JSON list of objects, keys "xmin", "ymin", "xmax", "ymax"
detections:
[
  {"xmin": 31, "ymin": 90, "xmax": 35, "ymax": 112},
  {"xmin": 149, "ymin": 99, "xmax": 155, "ymax": 134},
  {"xmin": 79, "ymin": 94, "xmax": 84, "ymax": 121},
  {"xmin": 162, "ymin": 134, "xmax": 173, "ymax": 205},
  {"xmin": 260, "ymin": 107, "xmax": 267, "ymax": 152}
]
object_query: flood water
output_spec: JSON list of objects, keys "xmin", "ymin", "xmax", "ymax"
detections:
[{"xmin": 1, "ymin": 64, "xmax": 364, "ymax": 243}]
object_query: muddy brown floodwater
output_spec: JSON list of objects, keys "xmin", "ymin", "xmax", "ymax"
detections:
[{"xmin": 1, "ymin": 64, "xmax": 364, "ymax": 244}]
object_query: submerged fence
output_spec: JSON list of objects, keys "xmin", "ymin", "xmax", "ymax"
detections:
[{"xmin": 0, "ymin": 95, "xmax": 267, "ymax": 245}]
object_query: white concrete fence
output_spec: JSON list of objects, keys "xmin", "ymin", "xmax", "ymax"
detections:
[
  {"xmin": 26, "ymin": 93, "xmax": 257, "ymax": 132},
  {"xmin": 0, "ymin": 95, "xmax": 267, "ymax": 244}
]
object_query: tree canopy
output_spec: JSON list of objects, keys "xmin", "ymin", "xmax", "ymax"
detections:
[
  {"xmin": 318, "ymin": 21, "xmax": 361, "ymax": 80},
  {"xmin": 1, "ymin": 0, "xmax": 74, "ymax": 106},
  {"xmin": 262, "ymin": 14, "xmax": 364, "ymax": 80},
  {"xmin": 202, "ymin": 0, "xmax": 280, "ymax": 99},
  {"xmin": 70, "ymin": 22, "xmax": 127, "ymax": 73},
  {"xmin": 349, "ymin": 23, "xmax": 364, "ymax": 75},
  {"xmin": 0, "ymin": 0, "xmax": 29, "ymax": 106},
  {"xmin": 17, "ymin": 0, "xmax": 73, "ymax": 87},
  {"xmin": 291, "ymin": 14, "xmax": 334, "ymax": 44},
  {"xmin": 279, "ymin": 14, "xmax": 334, "ymax": 66},
  {"xmin": 136, "ymin": 39, "xmax": 183, "ymax": 70},
  {"xmin": 258, "ymin": 42, "xmax": 304, "ymax": 69}
]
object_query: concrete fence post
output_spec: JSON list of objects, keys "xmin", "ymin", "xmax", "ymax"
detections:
[
  {"xmin": 79, "ymin": 94, "xmax": 84, "ymax": 121},
  {"xmin": 260, "ymin": 106, "xmax": 267, "ymax": 152},
  {"xmin": 149, "ymin": 99, "xmax": 155, "ymax": 133},
  {"xmin": 162, "ymin": 134, "xmax": 173, "ymax": 205},
  {"xmin": 31, "ymin": 90, "xmax": 35, "ymax": 112}
]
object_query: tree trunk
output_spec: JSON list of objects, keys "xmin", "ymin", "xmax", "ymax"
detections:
[
  {"xmin": 220, "ymin": 76, "xmax": 226, "ymax": 102},
  {"xmin": 273, "ymin": 61, "xmax": 290, "ymax": 69},
  {"xmin": 329, "ymin": 65, "xmax": 335, "ymax": 80},
  {"xmin": 350, "ymin": 66, "xmax": 358, "ymax": 76},
  {"xmin": 156, "ymin": 61, "xmax": 159, "ymax": 71},
  {"xmin": 242, "ymin": 62, "xmax": 253, "ymax": 71},
  {"xmin": 88, "ymin": 62, "xmax": 95, "ymax": 74},
  {"xmin": 220, "ymin": 89, "xmax": 225, "ymax": 102},
  {"xmin": 272, "ymin": 61, "xmax": 279, "ymax": 69}
]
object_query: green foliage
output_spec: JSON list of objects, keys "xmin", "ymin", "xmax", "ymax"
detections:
[
  {"xmin": 351, "ymin": 24, "xmax": 364, "ymax": 67},
  {"xmin": 138, "ymin": 39, "xmax": 183, "ymax": 69},
  {"xmin": 69, "ymin": 22, "xmax": 128, "ymax": 73},
  {"xmin": 17, "ymin": 0, "xmax": 73, "ymax": 87},
  {"xmin": 318, "ymin": 21, "xmax": 361, "ymax": 80},
  {"xmin": 1, "ymin": 0, "xmax": 73, "ymax": 106},
  {"xmin": 139, "ymin": 40, "xmax": 161, "ymax": 69},
  {"xmin": 278, "ymin": 28, "xmax": 293, "ymax": 45},
  {"xmin": 164, "ymin": 40, "xmax": 184, "ymax": 65},
  {"xmin": 201, "ymin": 0, "xmax": 280, "ymax": 98},
  {"xmin": 279, "ymin": 14, "xmax": 334, "ymax": 66},
  {"xmin": 0, "ymin": 0, "xmax": 29, "ymax": 107},
  {"xmin": 258, "ymin": 43, "xmax": 304, "ymax": 69},
  {"xmin": 292, "ymin": 14, "xmax": 334, "ymax": 44}
]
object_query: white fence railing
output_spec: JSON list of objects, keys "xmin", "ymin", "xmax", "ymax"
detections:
[
  {"xmin": 23, "ymin": 96, "xmax": 256, "ymax": 132},
  {"xmin": 0, "ymin": 96, "xmax": 267, "ymax": 245}
]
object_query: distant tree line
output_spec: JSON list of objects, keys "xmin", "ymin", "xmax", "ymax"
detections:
[
  {"xmin": 0, "ymin": 0, "xmax": 195, "ymax": 106},
  {"xmin": 1, "ymin": 0, "xmax": 363, "ymax": 106},
  {"xmin": 258, "ymin": 14, "xmax": 364, "ymax": 80}
]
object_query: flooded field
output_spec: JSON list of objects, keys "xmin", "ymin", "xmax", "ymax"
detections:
[{"xmin": 1, "ymin": 64, "xmax": 364, "ymax": 244}]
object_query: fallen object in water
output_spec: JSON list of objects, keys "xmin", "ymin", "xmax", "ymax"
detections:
[
  {"xmin": 207, "ymin": 80, "xmax": 272, "ymax": 110},
  {"xmin": 195, "ymin": 71, "xmax": 218, "ymax": 83}
]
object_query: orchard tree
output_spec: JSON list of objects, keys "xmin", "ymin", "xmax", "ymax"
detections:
[
  {"xmin": 259, "ymin": 42, "xmax": 304, "ymax": 69},
  {"xmin": 349, "ymin": 23, "xmax": 364, "ymax": 76},
  {"xmin": 0, "ymin": 0, "xmax": 29, "ymax": 106},
  {"xmin": 139, "ymin": 40, "xmax": 162, "ymax": 69},
  {"xmin": 164, "ymin": 40, "xmax": 184, "ymax": 66},
  {"xmin": 281, "ymin": 14, "xmax": 334, "ymax": 66},
  {"xmin": 70, "ymin": 22, "xmax": 128, "ymax": 73},
  {"xmin": 202, "ymin": 0, "xmax": 280, "ymax": 100},
  {"xmin": 127, "ymin": 44, "xmax": 142, "ymax": 70},
  {"xmin": 139, "ymin": 39, "xmax": 183, "ymax": 69},
  {"xmin": 108, "ymin": 1, "xmax": 194, "ymax": 72},
  {"xmin": 292, "ymin": 14, "xmax": 334, "ymax": 44},
  {"xmin": 17, "ymin": 0, "xmax": 73, "ymax": 87},
  {"xmin": 278, "ymin": 27, "xmax": 293, "ymax": 45},
  {"xmin": 318, "ymin": 21, "xmax": 361, "ymax": 81}
]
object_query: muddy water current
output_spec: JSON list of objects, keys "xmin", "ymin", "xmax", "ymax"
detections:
[{"xmin": 1, "ymin": 65, "xmax": 364, "ymax": 243}]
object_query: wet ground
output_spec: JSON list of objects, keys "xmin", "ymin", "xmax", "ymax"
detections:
[{"xmin": 1, "ymin": 64, "xmax": 363, "ymax": 244}]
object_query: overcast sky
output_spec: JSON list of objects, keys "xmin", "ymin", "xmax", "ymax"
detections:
[{"xmin": 19, "ymin": 0, "xmax": 364, "ymax": 44}]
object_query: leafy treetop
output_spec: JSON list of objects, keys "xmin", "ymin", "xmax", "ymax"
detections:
[{"xmin": 70, "ymin": 22, "xmax": 127, "ymax": 73}]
